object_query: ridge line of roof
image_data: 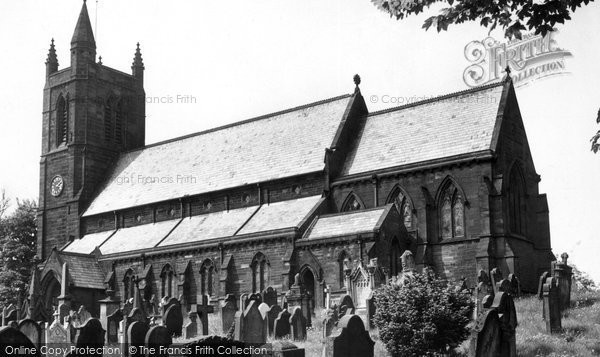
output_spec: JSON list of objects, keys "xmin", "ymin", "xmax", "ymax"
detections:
[
  {"xmin": 121, "ymin": 93, "xmax": 352, "ymax": 155},
  {"xmin": 367, "ymin": 81, "xmax": 505, "ymax": 117}
]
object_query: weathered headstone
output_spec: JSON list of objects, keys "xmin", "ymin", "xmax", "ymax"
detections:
[
  {"xmin": 128, "ymin": 321, "xmax": 150, "ymax": 357},
  {"xmin": 468, "ymin": 309, "xmax": 502, "ymax": 357},
  {"xmin": 266, "ymin": 340, "xmax": 306, "ymax": 357},
  {"xmin": 491, "ymin": 292, "xmax": 517, "ymax": 357},
  {"xmin": 183, "ymin": 305, "xmax": 198, "ymax": 340},
  {"xmin": 496, "ymin": 279, "xmax": 511, "ymax": 294},
  {"xmin": 338, "ymin": 295, "xmax": 355, "ymax": 317},
  {"xmin": 73, "ymin": 318, "xmax": 105, "ymax": 357},
  {"xmin": 164, "ymin": 300, "xmax": 183, "ymax": 337},
  {"xmin": 196, "ymin": 295, "xmax": 214, "ymax": 336},
  {"xmin": 0, "ymin": 326, "xmax": 40, "ymax": 357},
  {"xmin": 285, "ymin": 274, "xmax": 311, "ymax": 326},
  {"xmin": 248, "ymin": 293, "xmax": 263, "ymax": 306},
  {"xmin": 258, "ymin": 303, "xmax": 270, "ymax": 321},
  {"xmin": 106, "ymin": 308, "xmax": 122, "ymax": 344},
  {"xmin": 543, "ymin": 276, "xmax": 562, "ymax": 333},
  {"xmin": 324, "ymin": 314, "xmax": 374, "ymax": 357},
  {"xmin": 2, "ymin": 304, "xmax": 17, "ymax": 326},
  {"xmin": 233, "ymin": 300, "xmax": 267, "ymax": 344},
  {"xmin": 490, "ymin": 268, "xmax": 503, "ymax": 294},
  {"xmin": 262, "ymin": 287, "xmax": 278, "ymax": 307},
  {"xmin": 401, "ymin": 250, "xmax": 416, "ymax": 273},
  {"xmin": 273, "ymin": 309, "xmax": 291, "ymax": 339},
  {"xmin": 45, "ymin": 316, "xmax": 70, "ymax": 357},
  {"xmin": 537, "ymin": 272, "xmax": 549, "ymax": 300},
  {"xmin": 507, "ymin": 274, "xmax": 520, "ymax": 297},
  {"xmin": 77, "ymin": 306, "xmax": 92, "ymax": 324},
  {"xmin": 18, "ymin": 319, "xmax": 42, "ymax": 348},
  {"xmin": 552, "ymin": 253, "xmax": 573, "ymax": 311},
  {"xmin": 221, "ymin": 294, "xmax": 237, "ymax": 334},
  {"xmin": 365, "ymin": 292, "xmax": 376, "ymax": 330},
  {"xmin": 289, "ymin": 306, "xmax": 306, "ymax": 341},
  {"xmin": 476, "ymin": 270, "xmax": 493, "ymax": 317},
  {"xmin": 145, "ymin": 325, "xmax": 172, "ymax": 357},
  {"xmin": 266, "ymin": 304, "xmax": 283, "ymax": 336},
  {"xmin": 239, "ymin": 293, "xmax": 249, "ymax": 310}
]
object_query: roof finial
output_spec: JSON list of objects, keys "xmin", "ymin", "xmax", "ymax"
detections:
[
  {"xmin": 46, "ymin": 38, "xmax": 59, "ymax": 76},
  {"xmin": 353, "ymin": 74, "xmax": 361, "ymax": 87},
  {"xmin": 98, "ymin": 55, "xmax": 102, "ymax": 65},
  {"xmin": 503, "ymin": 65, "xmax": 512, "ymax": 82}
]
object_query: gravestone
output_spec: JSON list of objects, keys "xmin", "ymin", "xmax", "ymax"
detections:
[
  {"xmin": 289, "ymin": 306, "xmax": 306, "ymax": 341},
  {"xmin": 239, "ymin": 293, "xmax": 249, "ymax": 310},
  {"xmin": 476, "ymin": 270, "xmax": 493, "ymax": 317},
  {"xmin": 196, "ymin": 295, "xmax": 214, "ymax": 336},
  {"xmin": 46, "ymin": 318, "xmax": 70, "ymax": 357},
  {"xmin": 18, "ymin": 319, "xmax": 42, "ymax": 348},
  {"xmin": 77, "ymin": 306, "xmax": 92, "ymax": 324},
  {"xmin": 233, "ymin": 300, "xmax": 267, "ymax": 344},
  {"xmin": 338, "ymin": 295, "xmax": 355, "ymax": 317},
  {"xmin": 267, "ymin": 340, "xmax": 306, "ymax": 357},
  {"xmin": 490, "ymin": 268, "xmax": 503, "ymax": 294},
  {"xmin": 468, "ymin": 309, "xmax": 502, "ymax": 357},
  {"xmin": 496, "ymin": 279, "xmax": 511, "ymax": 294},
  {"xmin": 164, "ymin": 300, "xmax": 183, "ymax": 337},
  {"xmin": 285, "ymin": 274, "xmax": 311, "ymax": 326},
  {"xmin": 323, "ymin": 317, "xmax": 335, "ymax": 338},
  {"xmin": 324, "ymin": 314, "xmax": 374, "ymax": 357},
  {"xmin": 266, "ymin": 304, "xmax": 283, "ymax": 336},
  {"xmin": 183, "ymin": 305, "xmax": 198, "ymax": 339},
  {"xmin": 145, "ymin": 325, "xmax": 172, "ymax": 357},
  {"xmin": 491, "ymin": 292, "xmax": 517, "ymax": 357},
  {"xmin": 106, "ymin": 308, "xmax": 123, "ymax": 344},
  {"xmin": 552, "ymin": 253, "xmax": 573, "ymax": 311},
  {"xmin": 248, "ymin": 293, "xmax": 263, "ymax": 306},
  {"xmin": 537, "ymin": 271, "xmax": 550, "ymax": 320},
  {"xmin": 262, "ymin": 287, "xmax": 278, "ymax": 307},
  {"xmin": 543, "ymin": 276, "xmax": 562, "ymax": 333},
  {"xmin": 258, "ymin": 303, "xmax": 270, "ymax": 321},
  {"xmin": 184, "ymin": 335, "xmax": 246, "ymax": 356},
  {"xmin": 365, "ymin": 292, "xmax": 376, "ymax": 330},
  {"xmin": 2, "ymin": 304, "xmax": 17, "ymax": 326},
  {"xmin": 273, "ymin": 309, "xmax": 291, "ymax": 339},
  {"xmin": 0, "ymin": 326, "xmax": 40, "ymax": 357},
  {"xmin": 73, "ymin": 318, "xmax": 105, "ymax": 357},
  {"xmin": 507, "ymin": 274, "xmax": 520, "ymax": 297},
  {"xmin": 221, "ymin": 294, "xmax": 237, "ymax": 334},
  {"xmin": 127, "ymin": 321, "xmax": 150, "ymax": 357}
]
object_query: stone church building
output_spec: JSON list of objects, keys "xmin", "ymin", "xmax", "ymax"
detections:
[{"xmin": 31, "ymin": 2, "xmax": 554, "ymax": 321}]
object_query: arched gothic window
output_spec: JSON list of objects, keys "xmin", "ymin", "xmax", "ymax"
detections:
[
  {"xmin": 390, "ymin": 237, "xmax": 401, "ymax": 276},
  {"xmin": 251, "ymin": 253, "xmax": 269, "ymax": 293},
  {"xmin": 387, "ymin": 187, "xmax": 415, "ymax": 230},
  {"xmin": 338, "ymin": 251, "xmax": 351, "ymax": 288},
  {"xmin": 200, "ymin": 259, "xmax": 215, "ymax": 297},
  {"xmin": 56, "ymin": 95, "xmax": 68, "ymax": 145},
  {"xmin": 508, "ymin": 167, "xmax": 526, "ymax": 235},
  {"xmin": 439, "ymin": 180, "xmax": 466, "ymax": 240},
  {"xmin": 160, "ymin": 264, "xmax": 174, "ymax": 298},
  {"xmin": 341, "ymin": 193, "xmax": 363, "ymax": 212},
  {"xmin": 123, "ymin": 269, "xmax": 135, "ymax": 301}
]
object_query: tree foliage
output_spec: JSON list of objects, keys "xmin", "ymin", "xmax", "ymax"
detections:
[
  {"xmin": 591, "ymin": 108, "xmax": 600, "ymax": 153},
  {"xmin": 371, "ymin": 0, "xmax": 594, "ymax": 40},
  {"xmin": 0, "ymin": 197, "xmax": 37, "ymax": 307},
  {"xmin": 373, "ymin": 269, "xmax": 473, "ymax": 357}
]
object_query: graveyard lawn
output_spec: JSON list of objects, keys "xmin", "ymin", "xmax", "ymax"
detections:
[{"xmin": 513, "ymin": 289, "xmax": 600, "ymax": 357}]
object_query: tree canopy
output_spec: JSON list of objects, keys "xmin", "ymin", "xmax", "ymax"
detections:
[
  {"xmin": 0, "ymin": 196, "xmax": 37, "ymax": 307},
  {"xmin": 371, "ymin": 0, "xmax": 594, "ymax": 40}
]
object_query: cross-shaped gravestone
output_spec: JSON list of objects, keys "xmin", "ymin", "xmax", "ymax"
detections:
[{"xmin": 196, "ymin": 295, "xmax": 214, "ymax": 335}]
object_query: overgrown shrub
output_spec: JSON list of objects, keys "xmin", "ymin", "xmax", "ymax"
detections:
[{"xmin": 373, "ymin": 269, "xmax": 473, "ymax": 357}]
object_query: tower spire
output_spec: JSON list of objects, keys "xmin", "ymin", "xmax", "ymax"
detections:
[
  {"xmin": 45, "ymin": 38, "xmax": 58, "ymax": 77},
  {"xmin": 71, "ymin": 0, "xmax": 96, "ymax": 70}
]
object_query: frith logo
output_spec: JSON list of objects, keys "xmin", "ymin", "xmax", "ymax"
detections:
[{"xmin": 463, "ymin": 32, "xmax": 572, "ymax": 88}]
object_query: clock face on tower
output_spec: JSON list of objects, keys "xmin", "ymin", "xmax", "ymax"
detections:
[{"xmin": 50, "ymin": 175, "xmax": 64, "ymax": 197}]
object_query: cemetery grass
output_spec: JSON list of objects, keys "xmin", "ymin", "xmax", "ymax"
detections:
[{"xmin": 515, "ymin": 289, "xmax": 600, "ymax": 357}]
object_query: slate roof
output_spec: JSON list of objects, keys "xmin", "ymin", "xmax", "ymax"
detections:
[
  {"xmin": 58, "ymin": 252, "xmax": 105, "ymax": 290},
  {"xmin": 63, "ymin": 230, "xmax": 114, "ymax": 255},
  {"xmin": 100, "ymin": 220, "xmax": 179, "ymax": 254},
  {"xmin": 341, "ymin": 82, "xmax": 505, "ymax": 176},
  {"xmin": 301, "ymin": 205, "xmax": 391, "ymax": 241},
  {"xmin": 158, "ymin": 206, "xmax": 257, "ymax": 247},
  {"xmin": 83, "ymin": 96, "xmax": 352, "ymax": 216},
  {"xmin": 237, "ymin": 195, "xmax": 324, "ymax": 235}
]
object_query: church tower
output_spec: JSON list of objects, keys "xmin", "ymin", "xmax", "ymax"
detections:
[{"xmin": 37, "ymin": 1, "xmax": 146, "ymax": 259}]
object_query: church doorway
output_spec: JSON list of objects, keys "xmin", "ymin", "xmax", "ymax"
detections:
[{"xmin": 41, "ymin": 274, "xmax": 61, "ymax": 321}]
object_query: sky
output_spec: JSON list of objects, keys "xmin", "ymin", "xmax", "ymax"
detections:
[{"xmin": 0, "ymin": 0, "xmax": 598, "ymax": 283}]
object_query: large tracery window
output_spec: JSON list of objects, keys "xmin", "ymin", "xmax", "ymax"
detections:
[
  {"xmin": 160, "ymin": 264, "xmax": 174, "ymax": 298},
  {"xmin": 387, "ymin": 187, "xmax": 415, "ymax": 230},
  {"xmin": 341, "ymin": 193, "xmax": 363, "ymax": 212},
  {"xmin": 439, "ymin": 180, "xmax": 466, "ymax": 240},
  {"xmin": 200, "ymin": 259, "xmax": 215, "ymax": 297},
  {"xmin": 508, "ymin": 167, "xmax": 526, "ymax": 235},
  {"xmin": 56, "ymin": 95, "xmax": 68, "ymax": 146},
  {"xmin": 251, "ymin": 253, "xmax": 269, "ymax": 293},
  {"xmin": 123, "ymin": 269, "xmax": 135, "ymax": 301}
]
